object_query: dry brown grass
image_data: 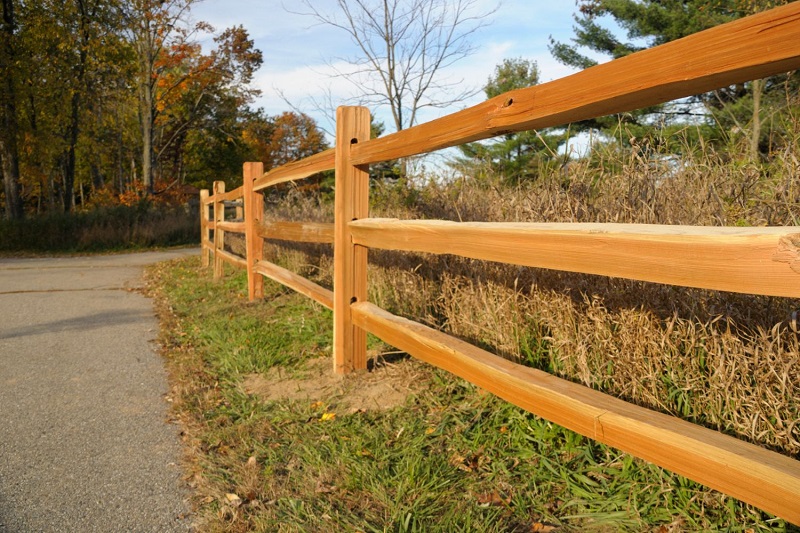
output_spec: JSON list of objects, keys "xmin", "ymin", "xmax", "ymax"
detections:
[{"xmin": 256, "ymin": 123, "xmax": 800, "ymax": 459}]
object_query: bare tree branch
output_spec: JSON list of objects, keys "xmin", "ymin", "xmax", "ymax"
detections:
[{"xmin": 289, "ymin": 0, "xmax": 497, "ymax": 132}]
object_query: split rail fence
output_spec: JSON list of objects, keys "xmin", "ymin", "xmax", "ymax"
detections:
[{"xmin": 200, "ymin": 4, "xmax": 800, "ymax": 524}]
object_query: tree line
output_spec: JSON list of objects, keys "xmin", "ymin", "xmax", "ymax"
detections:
[
  {"xmin": 2, "ymin": 0, "xmax": 798, "ymax": 219},
  {"xmin": 0, "ymin": 0, "xmax": 327, "ymax": 219}
]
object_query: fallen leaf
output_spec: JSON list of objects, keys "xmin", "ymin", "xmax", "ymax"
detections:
[
  {"xmin": 530, "ymin": 522, "xmax": 558, "ymax": 532},
  {"xmin": 225, "ymin": 493, "xmax": 242, "ymax": 507},
  {"xmin": 449, "ymin": 453, "xmax": 466, "ymax": 468},
  {"xmin": 475, "ymin": 490, "xmax": 511, "ymax": 507},
  {"xmin": 320, "ymin": 412, "xmax": 336, "ymax": 421},
  {"xmin": 315, "ymin": 480, "xmax": 337, "ymax": 494}
]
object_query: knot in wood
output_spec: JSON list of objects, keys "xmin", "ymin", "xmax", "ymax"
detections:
[{"xmin": 773, "ymin": 233, "xmax": 800, "ymax": 274}]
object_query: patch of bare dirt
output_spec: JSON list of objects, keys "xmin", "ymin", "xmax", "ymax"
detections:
[{"xmin": 241, "ymin": 353, "xmax": 422, "ymax": 412}]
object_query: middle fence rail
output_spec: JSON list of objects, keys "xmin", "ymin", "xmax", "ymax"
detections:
[{"xmin": 199, "ymin": 4, "xmax": 800, "ymax": 525}]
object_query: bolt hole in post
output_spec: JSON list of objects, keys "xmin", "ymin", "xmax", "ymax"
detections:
[
  {"xmin": 503, "ymin": 97, "xmax": 513, "ymax": 107},
  {"xmin": 351, "ymin": 138, "xmax": 359, "ymax": 144}
]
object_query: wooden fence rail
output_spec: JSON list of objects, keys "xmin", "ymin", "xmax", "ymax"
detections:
[{"xmin": 199, "ymin": 3, "xmax": 800, "ymax": 524}]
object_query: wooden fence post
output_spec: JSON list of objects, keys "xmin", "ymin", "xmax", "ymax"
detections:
[
  {"xmin": 333, "ymin": 106, "xmax": 371, "ymax": 374},
  {"xmin": 213, "ymin": 180, "xmax": 226, "ymax": 280},
  {"xmin": 243, "ymin": 162, "xmax": 264, "ymax": 301},
  {"xmin": 200, "ymin": 188, "xmax": 210, "ymax": 267}
]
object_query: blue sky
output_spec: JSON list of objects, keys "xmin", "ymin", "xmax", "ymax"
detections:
[{"xmin": 191, "ymin": 1, "xmax": 591, "ymax": 136}]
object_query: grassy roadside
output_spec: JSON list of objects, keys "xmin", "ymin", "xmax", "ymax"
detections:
[{"xmin": 146, "ymin": 257, "xmax": 794, "ymax": 532}]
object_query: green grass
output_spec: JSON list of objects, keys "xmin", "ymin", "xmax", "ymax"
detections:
[{"xmin": 147, "ymin": 257, "xmax": 797, "ymax": 532}]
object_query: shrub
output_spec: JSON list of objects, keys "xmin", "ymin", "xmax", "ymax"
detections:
[{"xmin": 0, "ymin": 202, "xmax": 197, "ymax": 253}]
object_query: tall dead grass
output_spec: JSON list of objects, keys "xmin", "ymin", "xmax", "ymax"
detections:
[{"xmin": 257, "ymin": 115, "xmax": 800, "ymax": 458}]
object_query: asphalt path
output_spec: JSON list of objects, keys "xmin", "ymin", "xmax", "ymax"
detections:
[{"xmin": 0, "ymin": 249, "xmax": 197, "ymax": 532}]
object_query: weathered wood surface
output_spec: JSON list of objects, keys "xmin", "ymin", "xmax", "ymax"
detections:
[
  {"xmin": 254, "ymin": 260, "xmax": 333, "ymax": 310},
  {"xmin": 216, "ymin": 221, "xmax": 246, "ymax": 233},
  {"xmin": 350, "ymin": 3, "xmax": 800, "ymax": 165},
  {"xmin": 351, "ymin": 301, "xmax": 800, "ymax": 524},
  {"xmin": 350, "ymin": 219, "xmax": 800, "ymax": 298},
  {"xmin": 216, "ymin": 248, "xmax": 247, "ymax": 270},
  {"xmin": 258, "ymin": 221, "xmax": 335, "ymax": 244},
  {"xmin": 333, "ymin": 107, "xmax": 370, "ymax": 374},
  {"xmin": 253, "ymin": 148, "xmax": 335, "ymax": 192},
  {"xmin": 244, "ymin": 162, "xmax": 265, "ymax": 301}
]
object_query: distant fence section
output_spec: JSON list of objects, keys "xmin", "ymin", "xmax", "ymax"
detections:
[{"xmin": 200, "ymin": 4, "xmax": 800, "ymax": 525}]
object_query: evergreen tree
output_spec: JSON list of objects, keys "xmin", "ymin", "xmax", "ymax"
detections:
[
  {"xmin": 548, "ymin": 0, "xmax": 798, "ymax": 158},
  {"xmin": 455, "ymin": 58, "xmax": 565, "ymax": 183}
]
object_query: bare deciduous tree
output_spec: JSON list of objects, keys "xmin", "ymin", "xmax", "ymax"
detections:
[{"xmin": 294, "ymin": 0, "xmax": 496, "ymax": 132}]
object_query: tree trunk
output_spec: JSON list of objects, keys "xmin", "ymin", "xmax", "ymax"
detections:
[
  {"xmin": 62, "ymin": 0, "xmax": 92, "ymax": 212},
  {"xmin": 141, "ymin": 82, "xmax": 154, "ymax": 193},
  {"xmin": 0, "ymin": 0, "xmax": 23, "ymax": 219},
  {"xmin": 63, "ymin": 90, "xmax": 80, "ymax": 212},
  {"xmin": 134, "ymin": 10, "xmax": 156, "ymax": 196}
]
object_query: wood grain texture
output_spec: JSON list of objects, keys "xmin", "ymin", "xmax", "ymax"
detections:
[
  {"xmin": 200, "ymin": 189, "xmax": 210, "ymax": 267},
  {"xmin": 254, "ymin": 260, "xmax": 333, "ymax": 310},
  {"xmin": 216, "ymin": 249, "xmax": 247, "ymax": 270},
  {"xmin": 219, "ymin": 188, "xmax": 244, "ymax": 202},
  {"xmin": 350, "ymin": 219, "xmax": 800, "ymax": 298},
  {"xmin": 257, "ymin": 221, "xmax": 335, "ymax": 244},
  {"xmin": 244, "ymin": 162, "xmax": 265, "ymax": 301},
  {"xmin": 252, "ymin": 148, "xmax": 335, "ymax": 192},
  {"xmin": 350, "ymin": 301, "xmax": 800, "ymax": 524},
  {"xmin": 212, "ymin": 181, "xmax": 226, "ymax": 280},
  {"xmin": 350, "ymin": 3, "xmax": 800, "ymax": 165},
  {"xmin": 333, "ymin": 106, "xmax": 371, "ymax": 374},
  {"xmin": 216, "ymin": 221, "xmax": 246, "ymax": 233}
]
